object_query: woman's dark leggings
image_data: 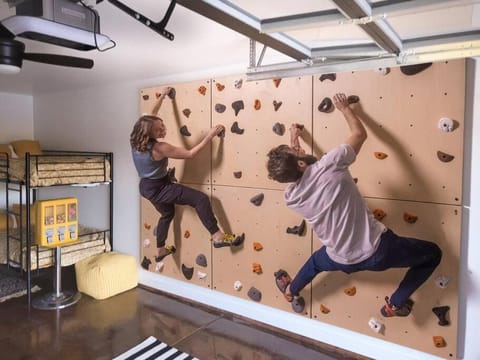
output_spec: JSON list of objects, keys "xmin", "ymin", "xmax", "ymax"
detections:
[{"xmin": 139, "ymin": 177, "xmax": 220, "ymax": 248}]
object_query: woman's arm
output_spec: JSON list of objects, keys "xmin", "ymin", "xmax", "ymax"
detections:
[{"xmin": 151, "ymin": 87, "xmax": 172, "ymax": 116}]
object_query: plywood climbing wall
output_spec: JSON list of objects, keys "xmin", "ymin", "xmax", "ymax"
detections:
[{"xmin": 139, "ymin": 60, "xmax": 464, "ymax": 359}]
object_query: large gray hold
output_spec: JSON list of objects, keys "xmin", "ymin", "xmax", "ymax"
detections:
[{"xmin": 196, "ymin": 254, "xmax": 207, "ymax": 267}]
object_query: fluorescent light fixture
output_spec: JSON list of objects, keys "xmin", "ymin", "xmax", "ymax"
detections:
[
  {"xmin": 0, "ymin": 63, "xmax": 21, "ymax": 74},
  {"xmin": 1, "ymin": 16, "xmax": 111, "ymax": 51}
]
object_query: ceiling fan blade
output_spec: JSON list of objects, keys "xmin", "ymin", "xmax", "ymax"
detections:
[{"xmin": 23, "ymin": 52, "xmax": 94, "ymax": 69}]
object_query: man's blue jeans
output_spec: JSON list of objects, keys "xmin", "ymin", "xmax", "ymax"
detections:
[{"xmin": 289, "ymin": 229, "xmax": 442, "ymax": 308}]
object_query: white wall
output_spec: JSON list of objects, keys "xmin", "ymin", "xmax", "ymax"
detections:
[
  {"xmin": 0, "ymin": 92, "xmax": 34, "ymax": 143},
  {"xmin": 21, "ymin": 58, "xmax": 480, "ymax": 359}
]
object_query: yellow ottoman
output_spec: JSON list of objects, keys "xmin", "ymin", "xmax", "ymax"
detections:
[{"xmin": 75, "ymin": 252, "xmax": 138, "ymax": 300}]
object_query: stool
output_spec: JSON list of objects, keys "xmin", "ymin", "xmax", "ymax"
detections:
[{"xmin": 75, "ymin": 251, "xmax": 137, "ymax": 300}]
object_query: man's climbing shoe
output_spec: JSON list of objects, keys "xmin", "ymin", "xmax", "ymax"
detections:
[
  {"xmin": 274, "ymin": 269, "xmax": 294, "ymax": 302},
  {"xmin": 213, "ymin": 233, "xmax": 245, "ymax": 248},
  {"xmin": 155, "ymin": 245, "xmax": 176, "ymax": 262},
  {"xmin": 380, "ymin": 296, "xmax": 414, "ymax": 317}
]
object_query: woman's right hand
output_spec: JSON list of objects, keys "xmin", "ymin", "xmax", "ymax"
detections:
[{"xmin": 208, "ymin": 125, "xmax": 225, "ymax": 138}]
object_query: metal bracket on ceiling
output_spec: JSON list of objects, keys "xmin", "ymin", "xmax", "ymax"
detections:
[
  {"xmin": 105, "ymin": 0, "xmax": 176, "ymax": 41},
  {"xmin": 249, "ymin": 39, "xmax": 268, "ymax": 68}
]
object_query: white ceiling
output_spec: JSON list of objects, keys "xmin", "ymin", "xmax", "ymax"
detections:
[{"xmin": 0, "ymin": 0, "xmax": 479, "ymax": 95}]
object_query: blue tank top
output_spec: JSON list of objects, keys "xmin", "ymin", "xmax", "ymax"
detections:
[{"xmin": 131, "ymin": 141, "xmax": 168, "ymax": 179}]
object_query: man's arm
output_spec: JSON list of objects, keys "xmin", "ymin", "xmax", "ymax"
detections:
[
  {"xmin": 333, "ymin": 93, "xmax": 367, "ymax": 154},
  {"xmin": 289, "ymin": 123, "xmax": 306, "ymax": 156},
  {"xmin": 151, "ymin": 86, "xmax": 171, "ymax": 116}
]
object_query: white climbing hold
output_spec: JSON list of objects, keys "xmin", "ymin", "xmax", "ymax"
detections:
[
  {"xmin": 143, "ymin": 238, "xmax": 151, "ymax": 247},
  {"xmin": 435, "ymin": 275, "xmax": 450, "ymax": 289},
  {"xmin": 368, "ymin": 317, "xmax": 384, "ymax": 333},
  {"xmin": 233, "ymin": 280, "xmax": 243, "ymax": 291},
  {"xmin": 155, "ymin": 261, "xmax": 164, "ymax": 272},
  {"xmin": 438, "ymin": 117, "xmax": 454, "ymax": 132},
  {"xmin": 197, "ymin": 271, "xmax": 207, "ymax": 280}
]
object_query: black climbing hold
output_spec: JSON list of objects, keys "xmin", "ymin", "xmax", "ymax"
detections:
[
  {"xmin": 272, "ymin": 122, "xmax": 285, "ymax": 136},
  {"xmin": 182, "ymin": 109, "xmax": 191, "ymax": 118},
  {"xmin": 196, "ymin": 254, "xmax": 207, "ymax": 267},
  {"xmin": 233, "ymin": 171, "xmax": 242, "ymax": 179},
  {"xmin": 318, "ymin": 97, "xmax": 334, "ymax": 113},
  {"xmin": 432, "ymin": 306, "xmax": 450, "ymax": 326},
  {"xmin": 215, "ymin": 103, "xmax": 226, "ymax": 113},
  {"xmin": 167, "ymin": 87, "xmax": 176, "ymax": 100},
  {"xmin": 180, "ymin": 125, "xmax": 191, "ymax": 137},
  {"xmin": 400, "ymin": 63, "xmax": 432, "ymax": 76},
  {"xmin": 231, "ymin": 121, "xmax": 244, "ymax": 134},
  {"xmin": 291, "ymin": 296, "xmax": 306, "ymax": 313},
  {"xmin": 347, "ymin": 95, "xmax": 360, "ymax": 104},
  {"xmin": 319, "ymin": 73, "xmax": 336, "ymax": 82},
  {"xmin": 141, "ymin": 256, "xmax": 151, "ymax": 270},
  {"xmin": 167, "ymin": 167, "xmax": 177, "ymax": 182},
  {"xmin": 232, "ymin": 100, "xmax": 244, "ymax": 116},
  {"xmin": 286, "ymin": 219, "xmax": 306, "ymax": 236},
  {"xmin": 182, "ymin": 264, "xmax": 194, "ymax": 280},
  {"xmin": 437, "ymin": 150, "xmax": 454, "ymax": 163},
  {"xmin": 217, "ymin": 128, "xmax": 225, "ymax": 138},
  {"xmin": 247, "ymin": 287, "xmax": 262, "ymax": 302},
  {"xmin": 273, "ymin": 100, "xmax": 282, "ymax": 112},
  {"xmin": 250, "ymin": 193, "xmax": 264, "ymax": 206},
  {"xmin": 233, "ymin": 233, "xmax": 245, "ymax": 247}
]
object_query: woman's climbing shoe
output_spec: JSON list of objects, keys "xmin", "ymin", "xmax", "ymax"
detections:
[
  {"xmin": 155, "ymin": 245, "xmax": 176, "ymax": 262},
  {"xmin": 380, "ymin": 296, "xmax": 414, "ymax": 317},
  {"xmin": 213, "ymin": 233, "xmax": 245, "ymax": 248}
]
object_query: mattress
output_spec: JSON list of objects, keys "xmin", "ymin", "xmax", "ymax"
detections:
[
  {"xmin": 0, "ymin": 225, "xmax": 111, "ymax": 271},
  {"xmin": 0, "ymin": 154, "xmax": 111, "ymax": 187}
]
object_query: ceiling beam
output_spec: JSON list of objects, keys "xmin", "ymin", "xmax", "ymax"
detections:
[{"xmin": 175, "ymin": 0, "xmax": 311, "ymax": 61}]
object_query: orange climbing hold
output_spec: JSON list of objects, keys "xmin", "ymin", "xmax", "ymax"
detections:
[
  {"xmin": 344, "ymin": 286, "xmax": 356, "ymax": 296},
  {"xmin": 254, "ymin": 99, "xmax": 261, "ymax": 110},
  {"xmin": 143, "ymin": 223, "xmax": 151, "ymax": 230},
  {"xmin": 433, "ymin": 336, "xmax": 446, "ymax": 348},
  {"xmin": 374, "ymin": 152, "xmax": 388, "ymax": 160},
  {"xmin": 403, "ymin": 212, "xmax": 418, "ymax": 224},
  {"xmin": 184, "ymin": 230, "xmax": 190, "ymax": 238},
  {"xmin": 216, "ymin": 82, "xmax": 225, "ymax": 91},
  {"xmin": 320, "ymin": 304, "xmax": 330, "ymax": 314},
  {"xmin": 373, "ymin": 208, "xmax": 386, "ymax": 221},
  {"xmin": 252, "ymin": 263, "xmax": 263, "ymax": 274},
  {"xmin": 198, "ymin": 85, "xmax": 207, "ymax": 95},
  {"xmin": 253, "ymin": 242, "xmax": 263, "ymax": 251}
]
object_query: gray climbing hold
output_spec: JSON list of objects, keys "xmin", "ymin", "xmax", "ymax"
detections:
[
  {"xmin": 247, "ymin": 287, "xmax": 262, "ymax": 302},
  {"xmin": 167, "ymin": 167, "xmax": 177, "ymax": 182},
  {"xmin": 232, "ymin": 100, "xmax": 244, "ymax": 116},
  {"xmin": 215, "ymin": 103, "xmax": 226, "ymax": 113},
  {"xmin": 250, "ymin": 193, "xmax": 264, "ymax": 206},
  {"xmin": 272, "ymin": 122, "xmax": 285, "ymax": 136},
  {"xmin": 142, "ymin": 94, "xmax": 149, "ymax": 100},
  {"xmin": 286, "ymin": 219, "xmax": 306, "ymax": 236},
  {"xmin": 167, "ymin": 87, "xmax": 176, "ymax": 99},
  {"xmin": 319, "ymin": 73, "xmax": 336, "ymax": 82},
  {"xmin": 432, "ymin": 306, "xmax": 450, "ymax": 326},
  {"xmin": 180, "ymin": 125, "xmax": 191, "ymax": 137},
  {"xmin": 182, "ymin": 108, "xmax": 191, "ymax": 118},
  {"xmin": 217, "ymin": 128, "xmax": 225, "ymax": 138},
  {"xmin": 347, "ymin": 95, "xmax": 360, "ymax": 104},
  {"xmin": 273, "ymin": 100, "xmax": 282, "ymax": 112},
  {"xmin": 291, "ymin": 296, "xmax": 305, "ymax": 313},
  {"xmin": 400, "ymin": 63, "xmax": 432, "ymax": 76},
  {"xmin": 231, "ymin": 121, "xmax": 244, "ymax": 134},
  {"xmin": 195, "ymin": 254, "xmax": 207, "ymax": 267},
  {"xmin": 318, "ymin": 97, "xmax": 334, "ymax": 113},
  {"xmin": 234, "ymin": 79, "xmax": 243, "ymax": 89},
  {"xmin": 233, "ymin": 171, "xmax": 242, "ymax": 179},
  {"xmin": 141, "ymin": 256, "xmax": 151, "ymax": 270},
  {"xmin": 182, "ymin": 264, "xmax": 194, "ymax": 280},
  {"xmin": 437, "ymin": 150, "xmax": 454, "ymax": 162}
]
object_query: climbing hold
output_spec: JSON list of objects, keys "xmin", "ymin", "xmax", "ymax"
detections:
[
  {"xmin": 198, "ymin": 85, "xmax": 207, "ymax": 95},
  {"xmin": 182, "ymin": 108, "xmax": 191, "ymax": 118},
  {"xmin": 180, "ymin": 125, "xmax": 191, "ymax": 137},
  {"xmin": 231, "ymin": 121, "xmax": 244, "ymax": 134},
  {"xmin": 195, "ymin": 254, "xmax": 207, "ymax": 267},
  {"xmin": 254, "ymin": 99, "xmax": 261, "ymax": 110},
  {"xmin": 181, "ymin": 264, "xmax": 194, "ymax": 280},
  {"xmin": 291, "ymin": 296, "xmax": 305, "ymax": 313},
  {"xmin": 400, "ymin": 62, "xmax": 432, "ymax": 76},
  {"xmin": 217, "ymin": 128, "xmax": 225, "ymax": 138},
  {"xmin": 320, "ymin": 304, "xmax": 330, "ymax": 314},
  {"xmin": 374, "ymin": 152, "xmax": 388, "ymax": 160},
  {"xmin": 252, "ymin": 262, "xmax": 263, "ymax": 274},
  {"xmin": 272, "ymin": 122, "xmax": 285, "ymax": 136},
  {"xmin": 215, "ymin": 103, "xmax": 226, "ymax": 113},
  {"xmin": 437, "ymin": 150, "xmax": 454, "ymax": 163},
  {"xmin": 143, "ymin": 238, "xmax": 150, "ymax": 247},
  {"xmin": 344, "ymin": 286, "xmax": 356, "ymax": 296},
  {"xmin": 184, "ymin": 230, "xmax": 190, "ymax": 239},
  {"xmin": 233, "ymin": 171, "xmax": 242, "ymax": 179},
  {"xmin": 216, "ymin": 82, "xmax": 225, "ymax": 91},
  {"xmin": 234, "ymin": 78, "xmax": 243, "ymax": 89},
  {"xmin": 319, "ymin": 73, "xmax": 336, "ymax": 82},
  {"xmin": 143, "ymin": 222, "xmax": 151, "ymax": 230},
  {"xmin": 247, "ymin": 287, "xmax": 262, "ymax": 302},
  {"xmin": 155, "ymin": 261, "xmax": 164, "ymax": 272},
  {"xmin": 197, "ymin": 271, "xmax": 207, "ymax": 280},
  {"xmin": 438, "ymin": 117, "xmax": 454, "ymax": 132},
  {"xmin": 142, "ymin": 94, "xmax": 149, "ymax": 100},
  {"xmin": 250, "ymin": 193, "xmax": 264, "ymax": 206},
  {"xmin": 433, "ymin": 336, "xmax": 446, "ymax": 348},
  {"xmin": 167, "ymin": 87, "xmax": 176, "ymax": 100},
  {"xmin": 373, "ymin": 208, "xmax": 386, "ymax": 221},
  {"xmin": 273, "ymin": 78, "xmax": 282, "ymax": 88},
  {"xmin": 155, "ymin": 92, "xmax": 162, "ymax": 99},
  {"xmin": 374, "ymin": 67, "xmax": 390, "ymax": 75},
  {"xmin": 353, "ymin": 178, "xmax": 358, "ymax": 184},
  {"xmin": 403, "ymin": 212, "xmax": 418, "ymax": 224},
  {"xmin": 233, "ymin": 280, "xmax": 242, "ymax": 291},
  {"xmin": 273, "ymin": 100, "xmax": 282, "ymax": 111},
  {"xmin": 233, "ymin": 233, "xmax": 245, "ymax": 247},
  {"xmin": 318, "ymin": 97, "xmax": 334, "ymax": 113},
  {"xmin": 286, "ymin": 220, "xmax": 306, "ymax": 236},
  {"xmin": 435, "ymin": 275, "xmax": 450, "ymax": 289},
  {"xmin": 347, "ymin": 95, "xmax": 360, "ymax": 104},
  {"xmin": 232, "ymin": 100, "xmax": 244, "ymax": 116},
  {"xmin": 167, "ymin": 167, "xmax": 177, "ymax": 182},
  {"xmin": 432, "ymin": 306, "xmax": 450, "ymax": 326},
  {"xmin": 141, "ymin": 256, "xmax": 151, "ymax": 270},
  {"xmin": 253, "ymin": 242, "xmax": 263, "ymax": 251},
  {"xmin": 368, "ymin": 317, "xmax": 384, "ymax": 333}
]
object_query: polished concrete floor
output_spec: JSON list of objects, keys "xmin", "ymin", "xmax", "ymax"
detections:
[{"xmin": 0, "ymin": 267, "xmax": 370, "ymax": 360}]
